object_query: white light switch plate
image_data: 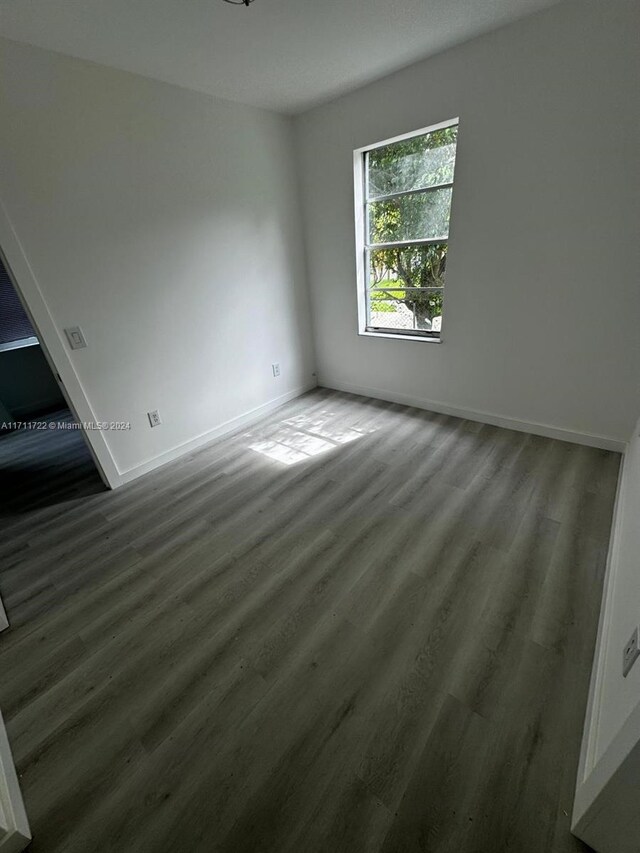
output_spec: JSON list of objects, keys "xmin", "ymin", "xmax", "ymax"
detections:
[{"xmin": 64, "ymin": 326, "xmax": 87, "ymax": 350}]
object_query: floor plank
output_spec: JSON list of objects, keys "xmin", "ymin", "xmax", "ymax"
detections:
[{"xmin": 0, "ymin": 390, "xmax": 618, "ymax": 852}]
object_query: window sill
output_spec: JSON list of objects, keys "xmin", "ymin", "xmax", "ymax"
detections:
[
  {"xmin": 0, "ymin": 337, "xmax": 38, "ymax": 354},
  {"xmin": 358, "ymin": 330, "xmax": 442, "ymax": 344}
]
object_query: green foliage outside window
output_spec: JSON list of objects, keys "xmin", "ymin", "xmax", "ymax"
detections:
[{"xmin": 367, "ymin": 126, "xmax": 457, "ymax": 330}]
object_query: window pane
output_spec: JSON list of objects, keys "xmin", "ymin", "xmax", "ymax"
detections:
[
  {"xmin": 368, "ymin": 289, "xmax": 443, "ymax": 333},
  {"xmin": 368, "ymin": 187, "xmax": 452, "ymax": 244},
  {"xmin": 367, "ymin": 125, "xmax": 457, "ymax": 199},
  {"xmin": 367, "ymin": 244, "xmax": 446, "ymax": 333}
]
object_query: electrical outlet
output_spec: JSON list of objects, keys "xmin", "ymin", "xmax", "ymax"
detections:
[
  {"xmin": 147, "ymin": 410, "xmax": 162, "ymax": 428},
  {"xmin": 623, "ymin": 627, "xmax": 640, "ymax": 677},
  {"xmin": 272, "ymin": 363, "xmax": 281, "ymax": 378}
]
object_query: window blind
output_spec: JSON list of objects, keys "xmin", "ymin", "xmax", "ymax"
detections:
[{"xmin": 0, "ymin": 257, "xmax": 36, "ymax": 346}]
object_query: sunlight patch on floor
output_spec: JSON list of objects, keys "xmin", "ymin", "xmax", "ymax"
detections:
[{"xmin": 248, "ymin": 409, "xmax": 376, "ymax": 466}]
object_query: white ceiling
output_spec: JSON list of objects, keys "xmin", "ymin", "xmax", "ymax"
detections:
[{"xmin": 0, "ymin": 0, "xmax": 562, "ymax": 113}]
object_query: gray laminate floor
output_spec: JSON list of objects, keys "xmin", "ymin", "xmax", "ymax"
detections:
[{"xmin": 0, "ymin": 390, "xmax": 620, "ymax": 852}]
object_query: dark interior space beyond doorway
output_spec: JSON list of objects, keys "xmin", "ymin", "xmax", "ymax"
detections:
[
  {"xmin": 0, "ymin": 254, "xmax": 65, "ymax": 428},
  {"xmin": 0, "ymin": 409, "xmax": 104, "ymax": 519},
  {"xmin": 0, "ymin": 253, "xmax": 104, "ymax": 525}
]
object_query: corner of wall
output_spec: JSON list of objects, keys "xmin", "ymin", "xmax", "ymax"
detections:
[{"xmin": 290, "ymin": 110, "xmax": 320, "ymax": 384}]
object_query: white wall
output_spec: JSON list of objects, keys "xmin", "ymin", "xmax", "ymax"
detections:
[
  {"xmin": 0, "ymin": 38, "xmax": 315, "ymax": 482},
  {"xmin": 572, "ymin": 412, "xmax": 640, "ymax": 851},
  {"xmin": 295, "ymin": 0, "xmax": 640, "ymax": 445},
  {"xmin": 595, "ymin": 417, "xmax": 640, "ymax": 762}
]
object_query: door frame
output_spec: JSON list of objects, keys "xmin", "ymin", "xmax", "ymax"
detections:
[
  {"xmin": 0, "ymin": 710, "xmax": 31, "ymax": 851},
  {"xmin": 0, "ymin": 197, "xmax": 121, "ymax": 490}
]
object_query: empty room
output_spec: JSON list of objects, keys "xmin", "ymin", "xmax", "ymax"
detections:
[{"xmin": 0, "ymin": 1, "xmax": 638, "ymax": 851}]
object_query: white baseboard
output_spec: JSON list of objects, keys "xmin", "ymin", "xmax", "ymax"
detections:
[
  {"xmin": 116, "ymin": 382, "xmax": 317, "ymax": 486},
  {"xmin": 0, "ymin": 712, "xmax": 30, "ymax": 853},
  {"xmin": 319, "ymin": 378, "xmax": 626, "ymax": 453}
]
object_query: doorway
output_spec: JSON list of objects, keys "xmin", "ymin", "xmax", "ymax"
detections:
[
  {"xmin": 0, "ymin": 252, "xmax": 105, "ymax": 630},
  {"xmin": 0, "ymin": 254, "xmax": 66, "ymax": 427}
]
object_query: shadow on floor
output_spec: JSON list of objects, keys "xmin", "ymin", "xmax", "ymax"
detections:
[{"xmin": 0, "ymin": 408, "xmax": 106, "ymax": 517}]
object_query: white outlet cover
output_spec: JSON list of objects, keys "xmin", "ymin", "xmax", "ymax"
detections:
[{"xmin": 147, "ymin": 410, "xmax": 162, "ymax": 428}]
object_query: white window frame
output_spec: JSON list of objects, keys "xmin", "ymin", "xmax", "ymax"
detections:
[{"xmin": 353, "ymin": 117, "xmax": 459, "ymax": 343}]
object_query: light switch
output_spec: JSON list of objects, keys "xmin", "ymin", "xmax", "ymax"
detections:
[{"xmin": 65, "ymin": 326, "xmax": 87, "ymax": 350}]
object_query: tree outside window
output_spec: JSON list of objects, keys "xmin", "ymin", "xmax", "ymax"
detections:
[{"xmin": 357, "ymin": 122, "xmax": 458, "ymax": 338}]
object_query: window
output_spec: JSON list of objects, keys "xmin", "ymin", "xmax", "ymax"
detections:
[
  {"xmin": 0, "ymin": 255, "xmax": 37, "ymax": 352},
  {"xmin": 354, "ymin": 119, "xmax": 459, "ymax": 340}
]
